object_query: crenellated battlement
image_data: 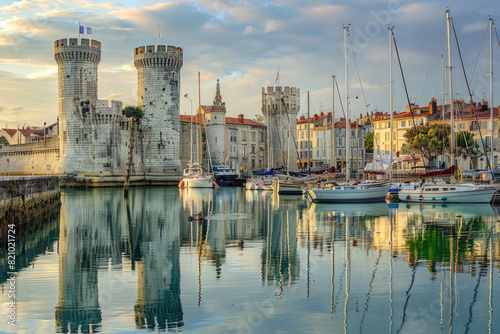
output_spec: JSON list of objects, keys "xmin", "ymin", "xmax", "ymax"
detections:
[
  {"xmin": 263, "ymin": 86, "xmax": 300, "ymax": 96},
  {"xmin": 54, "ymin": 38, "xmax": 101, "ymax": 64},
  {"xmin": 133, "ymin": 45, "xmax": 183, "ymax": 69}
]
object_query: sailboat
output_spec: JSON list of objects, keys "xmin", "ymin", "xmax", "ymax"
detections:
[
  {"xmin": 306, "ymin": 26, "xmax": 391, "ymax": 203},
  {"xmin": 398, "ymin": 10, "xmax": 495, "ymax": 204},
  {"xmin": 246, "ymin": 91, "xmax": 275, "ymax": 191},
  {"xmin": 271, "ymin": 92, "xmax": 305, "ymax": 195},
  {"xmin": 179, "ymin": 73, "xmax": 214, "ymax": 189}
]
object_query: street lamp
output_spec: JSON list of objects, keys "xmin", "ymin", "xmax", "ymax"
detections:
[{"xmin": 184, "ymin": 93, "xmax": 193, "ymax": 166}]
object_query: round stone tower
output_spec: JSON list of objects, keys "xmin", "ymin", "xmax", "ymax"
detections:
[
  {"xmin": 134, "ymin": 45, "xmax": 183, "ymax": 174},
  {"xmin": 204, "ymin": 79, "xmax": 227, "ymax": 166},
  {"xmin": 262, "ymin": 86, "xmax": 300, "ymax": 171},
  {"xmin": 54, "ymin": 38, "xmax": 101, "ymax": 168}
]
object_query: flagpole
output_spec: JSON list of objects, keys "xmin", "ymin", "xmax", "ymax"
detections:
[
  {"xmin": 78, "ymin": 21, "xmax": 80, "ymax": 44},
  {"xmin": 157, "ymin": 25, "xmax": 160, "ymax": 45}
]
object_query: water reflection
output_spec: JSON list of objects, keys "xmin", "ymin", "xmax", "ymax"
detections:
[
  {"xmin": 55, "ymin": 188, "xmax": 183, "ymax": 333},
  {"xmin": 3, "ymin": 187, "xmax": 500, "ymax": 333}
]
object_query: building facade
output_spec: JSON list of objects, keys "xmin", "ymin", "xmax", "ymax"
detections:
[
  {"xmin": 179, "ymin": 81, "xmax": 267, "ymax": 173},
  {"xmin": 297, "ymin": 113, "xmax": 366, "ymax": 172}
]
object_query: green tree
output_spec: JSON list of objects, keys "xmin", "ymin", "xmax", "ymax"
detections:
[
  {"xmin": 402, "ymin": 123, "xmax": 450, "ymax": 162},
  {"xmin": 456, "ymin": 131, "xmax": 477, "ymax": 155},
  {"xmin": 122, "ymin": 106, "xmax": 143, "ymax": 119},
  {"xmin": 364, "ymin": 131, "xmax": 373, "ymax": 153},
  {"xmin": 254, "ymin": 114, "xmax": 265, "ymax": 124},
  {"xmin": 0, "ymin": 136, "xmax": 9, "ymax": 145}
]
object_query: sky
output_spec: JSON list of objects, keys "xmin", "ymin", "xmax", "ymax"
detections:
[{"xmin": 0, "ymin": 0, "xmax": 499, "ymax": 128}]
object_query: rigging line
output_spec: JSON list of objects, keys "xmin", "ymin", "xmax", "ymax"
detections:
[
  {"xmin": 495, "ymin": 22, "xmax": 500, "ymax": 50},
  {"xmin": 396, "ymin": 264, "xmax": 418, "ymax": 334},
  {"xmin": 419, "ymin": 13, "xmax": 447, "ymax": 104},
  {"xmin": 464, "ymin": 229, "xmax": 492, "ymax": 334},
  {"xmin": 451, "ymin": 17, "xmax": 493, "ymax": 175},
  {"xmin": 335, "ymin": 79, "xmax": 346, "ymax": 119},
  {"xmin": 359, "ymin": 250, "xmax": 383, "ymax": 332},
  {"xmin": 348, "ymin": 31, "xmax": 370, "ymax": 116},
  {"xmin": 392, "ymin": 30, "xmax": 427, "ymax": 162},
  {"xmin": 431, "ymin": 60, "xmax": 442, "ymax": 98},
  {"xmin": 470, "ymin": 23, "xmax": 488, "ymax": 86},
  {"xmin": 321, "ymin": 44, "xmax": 343, "ymax": 111},
  {"xmin": 367, "ymin": 33, "xmax": 389, "ymax": 101},
  {"xmin": 271, "ymin": 105, "xmax": 285, "ymax": 167},
  {"xmin": 280, "ymin": 97, "xmax": 303, "ymax": 170},
  {"xmin": 347, "ymin": 31, "xmax": 383, "ymax": 165}
]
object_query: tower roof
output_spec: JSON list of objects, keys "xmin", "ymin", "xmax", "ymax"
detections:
[{"xmin": 213, "ymin": 79, "xmax": 225, "ymax": 107}]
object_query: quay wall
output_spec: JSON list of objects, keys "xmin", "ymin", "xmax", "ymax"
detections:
[{"xmin": 0, "ymin": 176, "xmax": 61, "ymax": 245}]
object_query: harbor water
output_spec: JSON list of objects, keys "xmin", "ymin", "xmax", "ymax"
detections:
[{"xmin": 1, "ymin": 187, "xmax": 500, "ymax": 333}]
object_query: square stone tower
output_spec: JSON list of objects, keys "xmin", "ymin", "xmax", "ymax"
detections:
[{"xmin": 262, "ymin": 86, "xmax": 300, "ymax": 171}]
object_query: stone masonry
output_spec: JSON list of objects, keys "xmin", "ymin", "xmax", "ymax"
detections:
[
  {"xmin": 262, "ymin": 86, "xmax": 300, "ymax": 171},
  {"xmin": 134, "ymin": 45, "xmax": 183, "ymax": 175},
  {"xmin": 0, "ymin": 39, "xmax": 183, "ymax": 179}
]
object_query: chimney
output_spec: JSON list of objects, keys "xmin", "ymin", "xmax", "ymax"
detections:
[
  {"xmin": 238, "ymin": 114, "xmax": 244, "ymax": 123},
  {"xmin": 429, "ymin": 98, "xmax": 437, "ymax": 115}
]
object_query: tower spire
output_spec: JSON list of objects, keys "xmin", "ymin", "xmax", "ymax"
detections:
[{"xmin": 213, "ymin": 79, "xmax": 224, "ymax": 106}]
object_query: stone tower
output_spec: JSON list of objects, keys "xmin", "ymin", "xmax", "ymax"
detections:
[
  {"xmin": 262, "ymin": 86, "xmax": 300, "ymax": 171},
  {"xmin": 134, "ymin": 45, "xmax": 183, "ymax": 174},
  {"xmin": 204, "ymin": 79, "xmax": 227, "ymax": 166},
  {"xmin": 54, "ymin": 38, "xmax": 101, "ymax": 171}
]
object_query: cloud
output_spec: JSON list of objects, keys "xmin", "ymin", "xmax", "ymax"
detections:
[
  {"xmin": 82, "ymin": 2, "xmax": 124, "ymax": 10},
  {"xmin": 26, "ymin": 66, "xmax": 57, "ymax": 79},
  {"xmin": 263, "ymin": 20, "xmax": 284, "ymax": 34},
  {"xmin": 243, "ymin": 25, "xmax": 259, "ymax": 35},
  {"xmin": 462, "ymin": 20, "xmax": 488, "ymax": 33}
]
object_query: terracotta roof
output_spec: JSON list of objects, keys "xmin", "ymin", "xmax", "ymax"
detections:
[
  {"xmin": 18, "ymin": 128, "xmax": 44, "ymax": 137},
  {"xmin": 180, "ymin": 115, "xmax": 201, "ymax": 124},
  {"xmin": 226, "ymin": 117, "xmax": 266, "ymax": 127},
  {"xmin": 179, "ymin": 115, "xmax": 266, "ymax": 127},
  {"xmin": 1, "ymin": 129, "xmax": 17, "ymax": 137}
]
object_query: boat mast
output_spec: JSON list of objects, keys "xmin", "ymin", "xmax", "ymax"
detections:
[
  {"xmin": 344, "ymin": 25, "xmax": 351, "ymax": 182},
  {"xmin": 446, "ymin": 10, "xmax": 455, "ymax": 167},
  {"xmin": 198, "ymin": 71, "xmax": 203, "ymax": 168},
  {"xmin": 489, "ymin": 18, "xmax": 494, "ymax": 171},
  {"xmin": 266, "ymin": 94, "xmax": 273, "ymax": 171},
  {"xmin": 332, "ymin": 75, "xmax": 336, "ymax": 170},
  {"xmin": 389, "ymin": 26, "xmax": 394, "ymax": 175},
  {"xmin": 307, "ymin": 91, "xmax": 311, "ymax": 170}
]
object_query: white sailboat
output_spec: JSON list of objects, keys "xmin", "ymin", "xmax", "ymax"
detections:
[
  {"xmin": 179, "ymin": 73, "xmax": 214, "ymax": 189},
  {"xmin": 306, "ymin": 26, "xmax": 391, "ymax": 203},
  {"xmin": 397, "ymin": 181, "xmax": 495, "ymax": 203},
  {"xmin": 398, "ymin": 10, "xmax": 495, "ymax": 204},
  {"xmin": 272, "ymin": 92, "xmax": 305, "ymax": 195},
  {"xmin": 179, "ymin": 163, "xmax": 214, "ymax": 188}
]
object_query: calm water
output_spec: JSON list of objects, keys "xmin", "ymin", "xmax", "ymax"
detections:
[{"xmin": 1, "ymin": 187, "xmax": 500, "ymax": 333}]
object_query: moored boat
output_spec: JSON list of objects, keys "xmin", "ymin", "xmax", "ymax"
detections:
[
  {"xmin": 398, "ymin": 182, "xmax": 495, "ymax": 203},
  {"xmin": 179, "ymin": 163, "xmax": 214, "ymax": 189},
  {"xmin": 307, "ymin": 181, "xmax": 391, "ymax": 203}
]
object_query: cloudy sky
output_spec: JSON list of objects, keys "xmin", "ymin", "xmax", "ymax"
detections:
[{"xmin": 0, "ymin": 0, "xmax": 498, "ymax": 127}]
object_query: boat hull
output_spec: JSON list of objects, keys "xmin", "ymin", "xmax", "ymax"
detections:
[
  {"xmin": 245, "ymin": 177, "xmax": 273, "ymax": 191},
  {"xmin": 398, "ymin": 188, "xmax": 495, "ymax": 203},
  {"xmin": 179, "ymin": 176, "xmax": 214, "ymax": 188},
  {"xmin": 307, "ymin": 185, "xmax": 391, "ymax": 203},
  {"xmin": 272, "ymin": 181, "xmax": 304, "ymax": 195}
]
